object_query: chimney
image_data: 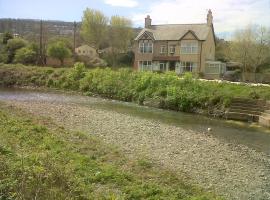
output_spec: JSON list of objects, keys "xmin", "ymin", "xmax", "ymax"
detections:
[
  {"xmin": 207, "ymin": 9, "xmax": 213, "ymax": 26},
  {"xmin": 145, "ymin": 15, "xmax": 152, "ymax": 28}
]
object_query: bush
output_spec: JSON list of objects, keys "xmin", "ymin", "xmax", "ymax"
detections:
[
  {"xmin": 2, "ymin": 63, "xmax": 270, "ymax": 115},
  {"xmin": 47, "ymin": 41, "xmax": 71, "ymax": 66},
  {"xmin": 14, "ymin": 47, "xmax": 37, "ymax": 64}
]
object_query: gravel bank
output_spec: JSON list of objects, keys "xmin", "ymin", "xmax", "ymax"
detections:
[{"xmin": 5, "ymin": 99, "xmax": 270, "ymax": 200}]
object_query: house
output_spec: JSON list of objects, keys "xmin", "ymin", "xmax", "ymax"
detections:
[
  {"xmin": 133, "ymin": 10, "xmax": 225, "ymax": 79},
  {"xmin": 75, "ymin": 45, "xmax": 97, "ymax": 58}
]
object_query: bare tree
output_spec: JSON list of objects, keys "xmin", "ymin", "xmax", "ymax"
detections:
[{"xmin": 230, "ymin": 25, "xmax": 270, "ymax": 76}]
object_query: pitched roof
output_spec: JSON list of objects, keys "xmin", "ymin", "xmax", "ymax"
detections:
[{"xmin": 135, "ymin": 23, "xmax": 211, "ymax": 41}]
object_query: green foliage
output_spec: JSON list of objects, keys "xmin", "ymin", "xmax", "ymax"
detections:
[
  {"xmin": 0, "ymin": 49, "xmax": 8, "ymax": 63},
  {"xmin": 14, "ymin": 46, "xmax": 37, "ymax": 64},
  {"xmin": 2, "ymin": 32, "xmax": 13, "ymax": 45},
  {"xmin": 47, "ymin": 41, "xmax": 71, "ymax": 65},
  {"xmin": 63, "ymin": 62, "xmax": 86, "ymax": 89},
  {"xmin": 6, "ymin": 38, "xmax": 27, "ymax": 63},
  {"xmin": 1, "ymin": 63, "xmax": 270, "ymax": 113},
  {"xmin": 81, "ymin": 8, "xmax": 108, "ymax": 50},
  {"xmin": 0, "ymin": 105, "xmax": 222, "ymax": 200},
  {"xmin": 6, "ymin": 38, "xmax": 27, "ymax": 52}
]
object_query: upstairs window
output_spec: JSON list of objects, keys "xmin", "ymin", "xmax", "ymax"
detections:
[
  {"xmin": 160, "ymin": 45, "xmax": 166, "ymax": 54},
  {"xmin": 170, "ymin": 45, "xmax": 176, "ymax": 54},
  {"xmin": 181, "ymin": 41, "xmax": 198, "ymax": 54},
  {"xmin": 139, "ymin": 41, "xmax": 153, "ymax": 53}
]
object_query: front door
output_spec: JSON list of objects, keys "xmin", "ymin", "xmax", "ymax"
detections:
[{"xmin": 169, "ymin": 61, "xmax": 176, "ymax": 71}]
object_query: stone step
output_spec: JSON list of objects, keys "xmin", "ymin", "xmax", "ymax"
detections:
[
  {"xmin": 232, "ymin": 98, "xmax": 266, "ymax": 105},
  {"xmin": 264, "ymin": 110, "xmax": 270, "ymax": 115},
  {"xmin": 230, "ymin": 105, "xmax": 265, "ymax": 112},
  {"xmin": 226, "ymin": 112, "xmax": 260, "ymax": 122},
  {"xmin": 259, "ymin": 116, "xmax": 270, "ymax": 128},
  {"xmin": 229, "ymin": 108, "xmax": 262, "ymax": 116},
  {"xmin": 261, "ymin": 112, "xmax": 270, "ymax": 118}
]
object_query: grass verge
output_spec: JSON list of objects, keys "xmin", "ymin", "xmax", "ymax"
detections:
[{"xmin": 0, "ymin": 103, "xmax": 223, "ymax": 200}]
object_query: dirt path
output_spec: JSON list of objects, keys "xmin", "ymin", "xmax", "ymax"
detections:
[{"xmin": 5, "ymin": 99, "xmax": 270, "ymax": 200}]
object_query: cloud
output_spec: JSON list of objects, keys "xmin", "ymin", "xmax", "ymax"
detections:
[
  {"xmin": 132, "ymin": 0, "xmax": 270, "ymax": 37},
  {"xmin": 104, "ymin": 0, "xmax": 138, "ymax": 7}
]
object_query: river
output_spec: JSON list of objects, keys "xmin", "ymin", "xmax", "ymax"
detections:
[
  {"xmin": 1, "ymin": 87, "xmax": 270, "ymax": 199},
  {"xmin": 0, "ymin": 87, "xmax": 269, "ymax": 155}
]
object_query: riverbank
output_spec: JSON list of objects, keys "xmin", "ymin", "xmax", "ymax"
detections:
[
  {"xmin": 1, "ymin": 63, "xmax": 270, "ymax": 117},
  {"xmin": 0, "ymin": 102, "xmax": 222, "ymax": 200},
  {"xmin": 1, "ymin": 90, "xmax": 270, "ymax": 200}
]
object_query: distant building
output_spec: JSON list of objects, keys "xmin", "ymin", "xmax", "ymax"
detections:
[
  {"xmin": 75, "ymin": 45, "xmax": 97, "ymax": 58},
  {"xmin": 133, "ymin": 10, "xmax": 226, "ymax": 79}
]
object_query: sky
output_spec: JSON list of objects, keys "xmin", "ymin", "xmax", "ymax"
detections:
[{"xmin": 0, "ymin": 0, "xmax": 270, "ymax": 39}]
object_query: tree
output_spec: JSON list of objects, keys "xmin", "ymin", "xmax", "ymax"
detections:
[
  {"xmin": 81, "ymin": 8, "xmax": 108, "ymax": 50},
  {"xmin": 109, "ymin": 15, "xmax": 133, "ymax": 52},
  {"xmin": 6, "ymin": 38, "xmax": 27, "ymax": 63},
  {"xmin": 14, "ymin": 46, "xmax": 37, "ymax": 64},
  {"xmin": 215, "ymin": 38, "xmax": 231, "ymax": 62},
  {"xmin": 2, "ymin": 32, "xmax": 13, "ymax": 44},
  {"xmin": 103, "ymin": 16, "xmax": 133, "ymax": 66},
  {"xmin": 230, "ymin": 25, "xmax": 270, "ymax": 74},
  {"xmin": 47, "ymin": 41, "xmax": 71, "ymax": 65}
]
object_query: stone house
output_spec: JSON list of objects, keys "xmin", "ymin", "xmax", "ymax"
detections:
[
  {"xmin": 133, "ymin": 10, "xmax": 225, "ymax": 79},
  {"xmin": 75, "ymin": 45, "xmax": 97, "ymax": 58}
]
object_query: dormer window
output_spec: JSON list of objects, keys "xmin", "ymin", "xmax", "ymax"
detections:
[{"xmin": 139, "ymin": 41, "xmax": 153, "ymax": 53}]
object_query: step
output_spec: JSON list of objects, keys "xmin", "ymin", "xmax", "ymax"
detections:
[
  {"xmin": 264, "ymin": 110, "xmax": 270, "ymax": 115},
  {"xmin": 230, "ymin": 105, "xmax": 265, "ymax": 112},
  {"xmin": 226, "ymin": 112, "xmax": 259, "ymax": 122},
  {"xmin": 231, "ymin": 102, "xmax": 262, "ymax": 108},
  {"xmin": 229, "ymin": 108, "xmax": 262, "ymax": 116},
  {"xmin": 261, "ymin": 112, "xmax": 270, "ymax": 118},
  {"xmin": 232, "ymin": 98, "xmax": 266, "ymax": 105},
  {"xmin": 259, "ymin": 116, "xmax": 270, "ymax": 128}
]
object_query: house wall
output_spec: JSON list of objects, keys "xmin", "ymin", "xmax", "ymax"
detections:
[
  {"xmin": 133, "ymin": 41, "xmax": 154, "ymax": 70},
  {"xmin": 75, "ymin": 45, "xmax": 97, "ymax": 58},
  {"xmin": 134, "ymin": 27, "xmax": 216, "ymax": 75},
  {"xmin": 201, "ymin": 27, "xmax": 215, "ymax": 73}
]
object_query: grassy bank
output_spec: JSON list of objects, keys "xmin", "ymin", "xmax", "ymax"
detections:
[
  {"xmin": 0, "ymin": 103, "xmax": 222, "ymax": 199},
  {"xmin": 1, "ymin": 63, "xmax": 270, "ymax": 114}
]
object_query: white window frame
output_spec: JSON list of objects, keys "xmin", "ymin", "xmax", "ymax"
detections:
[
  {"xmin": 205, "ymin": 63, "xmax": 221, "ymax": 74},
  {"xmin": 180, "ymin": 62, "xmax": 197, "ymax": 73},
  {"xmin": 139, "ymin": 61, "xmax": 152, "ymax": 71},
  {"xmin": 160, "ymin": 45, "xmax": 166, "ymax": 54},
  {"xmin": 169, "ymin": 45, "xmax": 176, "ymax": 54},
  {"xmin": 180, "ymin": 41, "xmax": 198, "ymax": 54},
  {"xmin": 139, "ymin": 41, "xmax": 153, "ymax": 53},
  {"xmin": 159, "ymin": 62, "xmax": 167, "ymax": 72}
]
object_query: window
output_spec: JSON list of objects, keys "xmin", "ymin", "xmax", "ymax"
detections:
[
  {"xmin": 159, "ymin": 62, "xmax": 167, "ymax": 71},
  {"xmin": 139, "ymin": 41, "xmax": 153, "ymax": 53},
  {"xmin": 180, "ymin": 62, "xmax": 197, "ymax": 73},
  {"xmin": 139, "ymin": 61, "xmax": 152, "ymax": 71},
  {"xmin": 181, "ymin": 41, "xmax": 198, "ymax": 54},
  {"xmin": 205, "ymin": 63, "xmax": 221, "ymax": 74},
  {"xmin": 160, "ymin": 45, "xmax": 166, "ymax": 54},
  {"xmin": 169, "ymin": 46, "xmax": 176, "ymax": 54}
]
